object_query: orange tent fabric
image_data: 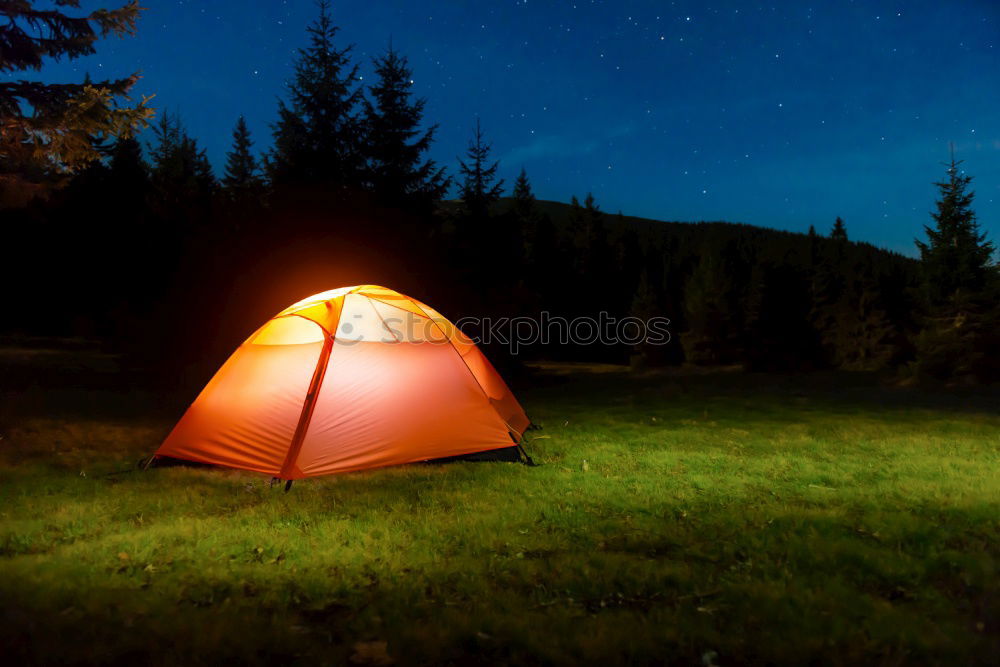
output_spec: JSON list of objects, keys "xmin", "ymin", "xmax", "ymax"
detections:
[{"xmin": 154, "ymin": 285, "xmax": 530, "ymax": 478}]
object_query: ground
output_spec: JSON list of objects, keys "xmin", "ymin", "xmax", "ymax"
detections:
[{"xmin": 0, "ymin": 343, "xmax": 997, "ymax": 665}]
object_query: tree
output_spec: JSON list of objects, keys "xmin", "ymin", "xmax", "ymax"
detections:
[
  {"xmin": 512, "ymin": 167, "xmax": 535, "ymax": 221},
  {"xmin": 222, "ymin": 116, "xmax": 263, "ymax": 195},
  {"xmin": 362, "ymin": 44, "xmax": 448, "ymax": 210},
  {"xmin": 830, "ymin": 216, "xmax": 848, "ymax": 242},
  {"xmin": 913, "ymin": 154, "xmax": 999, "ymax": 381},
  {"xmin": 1, "ymin": 0, "xmax": 153, "ymax": 204},
  {"xmin": 107, "ymin": 134, "xmax": 148, "ymax": 214},
  {"xmin": 268, "ymin": 0, "xmax": 363, "ymax": 189},
  {"xmin": 511, "ymin": 167, "xmax": 538, "ymax": 262},
  {"xmin": 915, "ymin": 154, "xmax": 995, "ymax": 307},
  {"xmin": 457, "ymin": 118, "xmax": 503, "ymax": 220},
  {"xmin": 148, "ymin": 111, "xmax": 216, "ymax": 223}
]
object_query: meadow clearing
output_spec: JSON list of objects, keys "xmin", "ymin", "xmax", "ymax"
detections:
[{"xmin": 1, "ymin": 346, "xmax": 997, "ymax": 665}]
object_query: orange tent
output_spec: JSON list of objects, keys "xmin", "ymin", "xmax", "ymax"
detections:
[{"xmin": 152, "ymin": 285, "xmax": 530, "ymax": 480}]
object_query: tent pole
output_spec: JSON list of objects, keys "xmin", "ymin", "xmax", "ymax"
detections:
[{"xmin": 278, "ymin": 334, "xmax": 334, "ymax": 483}]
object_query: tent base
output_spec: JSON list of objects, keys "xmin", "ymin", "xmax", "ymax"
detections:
[
  {"xmin": 425, "ymin": 445, "xmax": 524, "ymax": 464},
  {"xmin": 147, "ymin": 444, "xmax": 532, "ymax": 476}
]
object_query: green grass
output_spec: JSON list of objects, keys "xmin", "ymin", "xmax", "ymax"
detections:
[{"xmin": 1, "ymin": 363, "xmax": 998, "ymax": 665}]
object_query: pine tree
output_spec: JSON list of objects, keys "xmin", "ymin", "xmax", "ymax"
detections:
[
  {"xmin": 148, "ymin": 111, "xmax": 216, "ymax": 221},
  {"xmin": 512, "ymin": 167, "xmax": 538, "ymax": 264},
  {"xmin": 457, "ymin": 118, "xmax": 504, "ymax": 220},
  {"xmin": 268, "ymin": 0, "xmax": 363, "ymax": 189},
  {"xmin": 0, "ymin": 0, "xmax": 153, "ymax": 204},
  {"xmin": 512, "ymin": 168, "xmax": 536, "ymax": 221},
  {"xmin": 108, "ymin": 136, "xmax": 148, "ymax": 190},
  {"xmin": 830, "ymin": 216, "xmax": 848, "ymax": 242},
  {"xmin": 915, "ymin": 154, "xmax": 995, "ymax": 306},
  {"xmin": 363, "ymin": 44, "xmax": 448, "ymax": 210},
  {"xmin": 223, "ymin": 116, "xmax": 263, "ymax": 194},
  {"xmin": 107, "ymin": 134, "xmax": 148, "ymax": 215},
  {"xmin": 913, "ymin": 153, "xmax": 999, "ymax": 381}
]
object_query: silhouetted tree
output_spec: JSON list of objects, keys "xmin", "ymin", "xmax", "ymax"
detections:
[
  {"xmin": 363, "ymin": 44, "xmax": 448, "ymax": 211},
  {"xmin": 0, "ymin": 0, "xmax": 152, "ymax": 205},
  {"xmin": 222, "ymin": 116, "xmax": 263, "ymax": 194},
  {"xmin": 108, "ymin": 135, "xmax": 149, "ymax": 206},
  {"xmin": 148, "ymin": 111, "xmax": 216, "ymax": 227},
  {"xmin": 913, "ymin": 154, "xmax": 999, "ymax": 381},
  {"xmin": 268, "ymin": 0, "xmax": 363, "ymax": 189},
  {"xmin": 457, "ymin": 118, "xmax": 503, "ymax": 220},
  {"xmin": 830, "ymin": 216, "xmax": 848, "ymax": 242},
  {"xmin": 915, "ymin": 155, "xmax": 995, "ymax": 307}
]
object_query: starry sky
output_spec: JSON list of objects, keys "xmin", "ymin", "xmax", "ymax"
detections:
[{"xmin": 36, "ymin": 0, "xmax": 1000, "ymax": 255}]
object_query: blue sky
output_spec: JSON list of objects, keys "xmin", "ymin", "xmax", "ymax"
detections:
[{"xmin": 26, "ymin": 0, "xmax": 1000, "ymax": 255}]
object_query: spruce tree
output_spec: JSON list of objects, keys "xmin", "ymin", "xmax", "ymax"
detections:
[
  {"xmin": 108, "ymin": 136, "xmax": 148, "ymax": 191},
  {"xmin": 363, "ymin": 44, "xmax": 448, "ymax": 210},
  {"xmin": 830, "ymin": 216, "xmax": 848, "ymax": 242},
  {"xmin": 512, "ymin": 167, "xmax": 538, "ymax": 265},
  {"xmin": 915, "ymin": 155, "xmax": 995, "ymax": 306},
  {"xmin": 148, "ymin": 111, "xmax": 216, "ymax": 221},
  {"xmin": 268, "ymin": 0, "xmax": 363, "ymax": 189},
  {"xmin": 0, "ymin": 0, "xmax": 152, "ymax": 203},
  {"xmin": 223, "ymin": 116, "xmax": 263, "ymax": 194},
  {"xmin": 107, "ymin": 134, "xmax": 148, "ymax": 216},
  {"xmin": 512, "ymin": 168, "xmax": 536, "ymax": 221},
  {"xmin": 457, "ymin": 119, "xmax": 503, "ymax": 220},
  {"xmin": 913, "ymin": 154, "xmax": 999, "ymax": 381}
]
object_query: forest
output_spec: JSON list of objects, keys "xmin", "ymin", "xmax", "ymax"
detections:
[{"xmin": 1, "ymin": 1, "xmax": 997, "ymax": 384}]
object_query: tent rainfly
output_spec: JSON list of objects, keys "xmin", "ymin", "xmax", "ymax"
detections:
[{"xmin": 150, "ymin": 285, "xmax": 531, "ymax": 481}]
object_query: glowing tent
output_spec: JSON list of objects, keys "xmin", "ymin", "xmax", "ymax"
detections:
[{"xmin": 151, "ymin": 285, "xmax": 530, "ymax": 480}]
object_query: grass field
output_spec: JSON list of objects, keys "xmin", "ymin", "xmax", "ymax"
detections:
[{"xmin": 1, "ymin": 347, "xmax": 998, "ymax": 665}]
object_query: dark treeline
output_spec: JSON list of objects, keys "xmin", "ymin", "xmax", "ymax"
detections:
[{"xmin": 2, "ymin": 1, "xmax": 997, "ymax": 384}]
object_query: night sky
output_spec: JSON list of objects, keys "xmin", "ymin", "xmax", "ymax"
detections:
[{"xmin": 41, "ymin": 0, "xmax": 1000, "ymax": 255}]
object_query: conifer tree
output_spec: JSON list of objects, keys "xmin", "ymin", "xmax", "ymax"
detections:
[
  {"xmin": 1, "ymin": 0, "xmax": 153, "ymax": 203},
  {"xmin": 268, "ymin": 0, "xmax": 363, "ymax": 189},
  {"xmin": 913, "ymin": 154, "xmax": 999, "ymax": 381},
  {"xmin": 512, "ymin": 168, "xmax": 536, "ymax": 221},
  {"xmin": 512, "ymin": 167, "xmax": 539, "ymax": 265},
  {"xmin": 363, "ymin": 44, "xmax": 448, "ymax": 210},
  {"xmin": 222, "ymin": 116, "xmax": 263, "ymax": 194},
  {"xmin": 148, "ymin": 111, "xmax": 216, "ymax": 219},
  {"xmin": 107, "ymin": 134, "xmax": 148, "ymax": 214},
  {"xmin": 108, "ymin": 135, "xmax": 148, "ymax": 189},
  {"xmin": 830, "ymin": 216, "xmax": 848, "ymax": 242},
  {"xmin": 457, "ymin": 118, "xmax": 503, "ymax": 220},
  {"xmin": 915, "ymin": 155, "xmax": 995, "ymax": 306}
]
